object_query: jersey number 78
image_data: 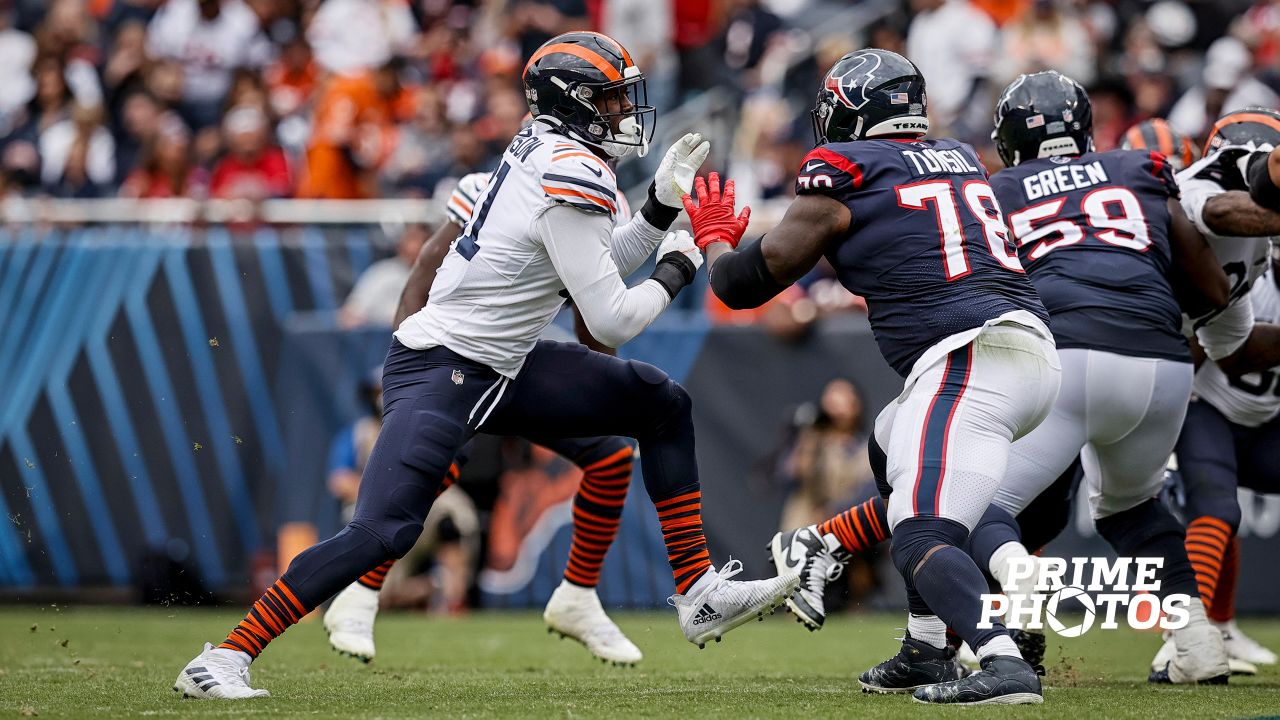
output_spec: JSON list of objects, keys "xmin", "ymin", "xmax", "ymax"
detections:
[{"xmin": 895, "ymin": 179, "xmax": 1024, "ymax": 280}]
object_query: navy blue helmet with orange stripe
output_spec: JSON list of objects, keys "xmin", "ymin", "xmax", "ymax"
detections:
[
  {"xmin": 1203, "ymin": 107, "xmax": 1280, "ymax": 156},
  {"xmin": 993, "ymin": 71, "xmax": 1093, "ymax": 167},
  {"xmin": 523, "ymin": 32, "xmax": 654, "ymax": 159},
  {"xmin": 1120, "ymin": 119, "xmax": 1197, "ymax": 172}
]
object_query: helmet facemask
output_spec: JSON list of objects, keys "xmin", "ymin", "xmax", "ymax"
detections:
[{"xmin": 557, "ymin": 66, "xmax": 655, "ymax": 159}]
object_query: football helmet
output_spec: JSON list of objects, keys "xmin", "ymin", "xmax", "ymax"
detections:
[
  {"xmin": 522, "ymin": 31, "xmax": 654, "ymax": 158},
  {"xmin": 1121, "ymin": 118, "xmax": 1197, "ymax": 171},
  {"xmin": 811, "ymin": 48, "xmax": 929, "ymax": 144},
  {"xmin": 1204, "ymin": 107, "xmax": 1280, "ymax": 156},
  {"xmin": 993, "ymin": 71, "xmax": 1093, "ymax": 167}
]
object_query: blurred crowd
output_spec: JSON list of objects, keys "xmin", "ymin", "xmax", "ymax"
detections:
[{"xmin": 2, "ymin": 0, "xmax": 1279, "ymax": 326}]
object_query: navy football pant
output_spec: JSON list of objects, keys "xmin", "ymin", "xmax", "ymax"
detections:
[
  {"xmin": 1176, "ymin": 399, "xmax": 1280, "ymax": 531},
  {"xmin": 282, "ymin": 339, "xmax": 698, "ymax": 610},
  {"xmin": 1173, "ymin": 399, "xmax": 1280, "ymax": 607}
]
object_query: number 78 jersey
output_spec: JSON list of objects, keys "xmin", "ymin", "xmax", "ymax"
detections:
[
  {"xmin": 795, "ymin": 137, "xmax": 1048, "ymax": 377},
  {"xmin": 988, "ymin": 149, "xmax": 1188, "ymax": 363}
]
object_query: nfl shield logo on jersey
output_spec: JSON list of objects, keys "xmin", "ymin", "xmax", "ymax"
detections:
[{"xmin": 452, "ymin": 369, "xmax": 465, "ymax": 385}]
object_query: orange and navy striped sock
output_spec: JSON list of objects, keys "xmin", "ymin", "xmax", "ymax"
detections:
[
  {"xmin": 351, "ymin": 462, "xmax": 460, "ymax": 593},
  {"xmin": 356, "ymin": 559, "xmax": 394, "ymax": 591},
  {"xmin": 654, "ymin": 488, "xmax": 712, "ymax": 595},
  {"xmin": 218, "ymin": 579, "xmax": 307, "ymax": 659},
  {"xmin": 816, "ymin": 497, "xmax": 890, "ymax": 557},
  {"xmin": 438, "ymin": 461, "xmax": 461, "ymax": 496},
  {"xmin": 564, "ymin": 447, "xmax": 633, "ymax": 588},
  {"xmin": 1208, "ymin": 535, "xmax": 1240, "ymax": 623},
  {"xmin": 1185, "ymin": 515, "xmax": 1233, "ymax": 608}
]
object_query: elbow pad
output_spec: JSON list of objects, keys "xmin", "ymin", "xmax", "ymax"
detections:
[
  {"xmin": 708, "ymin": 239, "xmax": 789, "ymax": 310},
  {"xmin": 1247, "ymin": 152, "xmax": 1280, "ymax": 212}
]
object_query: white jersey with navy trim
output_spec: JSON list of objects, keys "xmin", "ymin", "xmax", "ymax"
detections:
[
  {"xmin": 396, "ymin": 121, "xmax": 663, "ymax": 377},
  {"xmin": 1195, "ymin": 269, "xmax": 1280, "ymax": 427},
  {"xmin": 1178, "ymin": 146, "xmax": 1275, "ymax": 360}
]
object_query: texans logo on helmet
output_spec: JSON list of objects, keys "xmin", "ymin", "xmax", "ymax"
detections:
[{"xmin": 825, "ymin": 51, "xmax": 883, "ymax": 110}]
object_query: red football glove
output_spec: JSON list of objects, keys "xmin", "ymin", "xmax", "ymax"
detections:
[{"xmin": 681, "ymin": 172, "xmax": 752, "ymax": 251}]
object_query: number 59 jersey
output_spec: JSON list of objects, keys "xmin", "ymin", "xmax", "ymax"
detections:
[
  {"xmin": 795, "ymin": 137, "xmax": 1049, "ymax": 377},
  {"xmin": 1194, "ymin": 270, "xmax": 1280, "ymax": 427},
  {"xmin": 988, "ymin": 149, "xmax": 1187, "ymax": 362}
]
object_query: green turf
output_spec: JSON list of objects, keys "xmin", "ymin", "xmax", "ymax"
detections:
[{"xmin": 2, "ymin": 606, "xmax": 1279, "ymax": 718}]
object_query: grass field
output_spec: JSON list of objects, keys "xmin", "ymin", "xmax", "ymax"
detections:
[{"xmin": 2, "ymin": 606, "xmax": 1279, "ymax": 719}]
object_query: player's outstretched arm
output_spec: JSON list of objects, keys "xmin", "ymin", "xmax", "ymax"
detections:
[
  {"xmin": 1217, "ymin": 323, "xmax": 1280, "ymax": 376},
  {"xmin": 610, "ymin": 133, "xmax": 711, "ymax": 276},
  {"xmin": 686, "ymin": 173, "xmax": 849, "ymax": 310},
  {"xmin": 1167, "ymin": 198, "xmax": 1230, "ymax": 315},
  {"xmin": 394, "ymin": 220, "xmax": 459, "ymax": 328},
  {"xmin": 539, "ymin": 205, "xmax": 701, "ymax": 348},
  {"xmin": 1201, "ymin": 190, "xmax": 1280, "ymax": 237}
]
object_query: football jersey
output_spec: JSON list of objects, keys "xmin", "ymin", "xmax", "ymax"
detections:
[
  {"xmin": 795, "ymin": 137, "xmax": 1049, "ymax": 376},
  {"xmin": 1178, "ymin": 145, "xmax": 1275, "ymax": 359},
  {"xmin": 395, "ymin": 122, "xmax": 622, "ymax": 377},
  {"xmin": 1194, "ymin": 268, "xmax": 1280, "ymax": 427},
  {"xmin": 989, "ymin": 149, "xmax": 1187, "ymax": 361}
]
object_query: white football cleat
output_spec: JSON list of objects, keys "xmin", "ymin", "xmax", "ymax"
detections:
[
  {"xmin": 173, "ymin": 643, "xmax": 269, "ymax": 699},
  {"xmin": 325, "ymin": 583, "xmax": 379, "ymax": 662},
  {"xmin": 1216, "ymin": 619, "xmax": 1278, "ymax": 666},
  {"xmin": 1149, "ymin": 600, "xmax": 1230, "ymax": 684},
  {"xmin": 670, "ymin": 559, "xmax": 800, "ymax": 648},
  {"xmin": 543, "ymin": 580, "xmax": 643, "ymax": 666},
  {"xmin": 1150, "ymin": 631, "xmax": 1256, "ymax": 676},
  {"xmin": 768, "ymin": 526, "xmax": 847, "ymax": 631}
]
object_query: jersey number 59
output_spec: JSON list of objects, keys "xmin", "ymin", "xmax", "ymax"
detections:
[
  {"xmin": 1005, "ymin": 186, "xmax": 1151, "ymax": 261},
  {"xmin": 895, "ymin": 179, "xmax": 1023, "ymax": 281}
]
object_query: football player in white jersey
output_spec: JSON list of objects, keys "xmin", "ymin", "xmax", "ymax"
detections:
[
  {"xmin": 1178, "ymin": 109, "xmax": 1280, "ymax": 375},
  {"xmin": 324, "ymin": 173, "xmax": 646, "ymax": 667},
  {"xmin": 175, "ymin": 32, "xmax": 798, "ymax": 700},
  {"xmin": 1153, "ymin": 250, "xmax": 1280, "ymax": 674}
]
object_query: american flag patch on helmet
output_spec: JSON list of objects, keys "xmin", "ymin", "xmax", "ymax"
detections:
[
  {"xmin": 890, "ymin": 92, "xmax": 909, "ymax": 104},
  {"xmin": 1026, "ymin": 114, "xmax": 1045, "ymax": 128}
]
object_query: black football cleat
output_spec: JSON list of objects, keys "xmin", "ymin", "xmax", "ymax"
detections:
[
  {"xmin": 859, "ymin": 635, "xmax": 960, "ymax": 694},
  {"xmin": 912, "ymin": 654, "xmax": 1044, "ymax": 705},
  {"xmin": 1010, "ymin": 629, "xmax": 1046, "ymax": 676}
]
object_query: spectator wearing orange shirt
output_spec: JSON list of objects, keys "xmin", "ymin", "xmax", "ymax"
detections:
[
  {"xmin": 210, "ymin": 104, "xmax": 290, "ymax": 199},
  {"xmin": 295, "ymin": 62, "xmax": 399, "ymax": 199}
]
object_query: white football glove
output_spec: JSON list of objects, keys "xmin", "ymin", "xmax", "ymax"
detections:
[
  {"xmin": 654, "ymin": 133, "xmax": 711, "ymax": 208},
  {"xmin": 656, "ymin": 229, "xmax": 703, "ymax": 272},
  {"xmin": 444, "ymin": 171, "xmax": 493, "ymax": 226}
]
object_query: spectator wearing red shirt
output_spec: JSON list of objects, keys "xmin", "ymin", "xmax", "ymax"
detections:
[
  {"xmin": 120, "ymin": 112, "xmax": 208, "ymax": 198},
  {"xmin": 210, "ymin": 104, "xmax": 290, "ymax": 199}
]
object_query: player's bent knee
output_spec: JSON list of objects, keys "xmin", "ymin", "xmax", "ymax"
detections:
[
  {"xmin": 574, "ymin": 436, "xmax": 633, "ymax": 468},
  {"xmin": 351, "ymin": 518, "xmax": 426, "ymax": 559},
  {"xmin": 1185, "ymin": 496, "xmax": 1242, "ymax": 532},
  {"xmin": 891, "ymin": 516, "xmax": 970, "ymax": 579}
]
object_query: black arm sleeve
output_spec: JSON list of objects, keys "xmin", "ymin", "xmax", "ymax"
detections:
[
  {"xmin": 1247, "ymin": 152, "xmax": 1280, "ymax": 213},
  {"xmin": 708, "ymin": 238, "xmax": 790, "ymax": 310}
]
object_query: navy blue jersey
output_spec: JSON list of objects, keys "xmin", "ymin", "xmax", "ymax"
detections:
[
  {"xmin": 796, "ymin": 137, "xmax": 1048, "ymax": 376},
  {"xmin": 989, "ymin": 149, "xmax": 1186, "ymax": 362}
]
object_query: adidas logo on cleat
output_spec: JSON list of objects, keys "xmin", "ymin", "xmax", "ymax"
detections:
[{"xmin": 692, "ymin": 603, "xmax": 722, "ymax": 625}]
